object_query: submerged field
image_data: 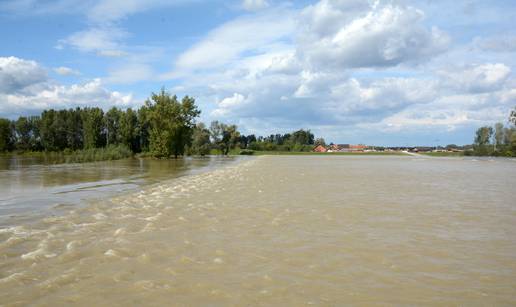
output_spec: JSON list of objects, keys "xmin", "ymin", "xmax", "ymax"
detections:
[{"xmin": 1, "ymin": 155, "xmax": 515, "ymax": 305}]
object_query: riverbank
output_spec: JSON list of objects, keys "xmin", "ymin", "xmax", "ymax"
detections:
[
  {"xmin": 249, "ymin": 150, "xmax": 408, "ymax": 156},
  {"xmin": 1, "ymin": 144, "xmax": 133, "ymax": 164},
  {"xmin": 420, "ymin": 151, "xmax": 464, "ymax": 157}
]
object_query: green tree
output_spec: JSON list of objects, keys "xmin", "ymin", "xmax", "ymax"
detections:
[
  {"xmin": 15, "ymin": 117, "xmax": 32, "ymax": 151},
  {"xmin": 474, "ymin": 126, "xmax": 494, "ymax": 156},
  {"xmin": 137, "ymin": 106, "xmax": 151, "ymax": 152},
  {"xmin": 28, "ymin": 116, "xmax": 42, "ymax": 150},
  {"xmin": 82, "ymin": 108, "xmax": 105, "ymax": 149},
  {"xmin": 120, "ymin": 108, "xmax": 139, "ymax": 152},
  {"xmin": 0, "ymin": 118, "xmax": 13, "ymax": 152},
  {"xmin": 40, "ymin": 109, "xmax": 58, "ymax": 151},
  {"xmin": 289, "ymin": 129, "xmax": 314, "ymax": 145},
  {"xmin": 314, "ymin": 137, "xmax": 326, "ymax": 147},
  {"xmin": 190, "ymin": 123, "xmax": 211, "ymax": 156},
  {"xmin": 105, "ymin": 107, "xmax": 122, "ymax": 146},
  {"xmin": 510, "ymin": 107, "xmax": 516, "ymax": 125},
  {"xmin": 145, "ymin": 89, "xmax": 200, "ymax": 158},
  {"xmin": 474, "ymin": 126, "xmax": 493, "ymax": 146},
  {"xmin": 494, "ymin": 122, "xmax": 504, "ymax": 151},
  {"xmin": 65, "ymin": 108, "xmax": 83, "ymax": 150},
  {"xmin": 210, "ymin": 121, "xmax": 240, "ymax": 155}
]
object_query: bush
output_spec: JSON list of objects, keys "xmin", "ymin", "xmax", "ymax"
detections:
[
  {"xmin": 239, "ymin": 149, "xmax": 254, "ymax": 155},
  {"xmin": 64, "ymin": 144, "xmax": 133, "ymax": 163}
]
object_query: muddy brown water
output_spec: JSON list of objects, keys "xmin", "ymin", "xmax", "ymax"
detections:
[{"xmin": 1, "ymin": 155, "xmax": 515, "ymax": 305}]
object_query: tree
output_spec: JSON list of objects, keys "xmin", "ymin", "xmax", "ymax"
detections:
[
  {"xmin": 510, "ymin": 107, "xmax": 516, "ymax": 125},
  {"xmin": 15, "ymin": 117, "xmax": 32, "ymax": 151},
  {"xmin": 145, "ymin": 89, "xmax": 200, "ymax": 158},
  {"xmin": 28, "ymin": 116, "xmax": 42, "ymax": 150},
  {"xmin": 473, "ymin": 126, "xmax": 494, "ymax": 156},
  {"xmin": 289, "ymin": 129, "xmax": 314, "ymax": 145},
  {"xmin": 40, "ymin": 109, "xmax": 58, "ymax": 151},
  {"xmin": 210, "ymin": 121, "xmax": 240, "ymax": 155},
  {"xmin": 474, "ymin": 126, "xmax": 493, "ymax": 146},
  {"xmin": 314, "ymin": 137, "xmax": 326, "ymax": 147},
  {"xmin": 65, "ymin": 108, "xmax": 83, "ymax": 150},
  {"xmin": 120, "ymin": 108, "xmax": 139, "ymax": 152},
  {"xmin": 0, "ymin": 118, "xmax": 13, "ymax": 152},
  {"xmin": 494, "ymin": 122, "xmax": 504, "ymax": 150},
  {"xmin": 82, "ymin": 108, "xmax": 105, "ymax": 149},
  {"xmin": 137, "ymin": 106, "xmax": 151, "ymax": 152},
  {"xmin": 190, "ymin": 123, "xmax": 211, "ymax": 156},
  {"xmin": 105, "ymin": 107, "xmax": 122, "ymax": 146}
]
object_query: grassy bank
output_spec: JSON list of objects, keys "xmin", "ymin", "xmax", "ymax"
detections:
[
  {"xmin": 239, "ymin": 150, "xmax": 408, "ymax": 156},
  {"xmin": 3, "ymin": 144, "xmax": 133, "ymax": 164},
  {"xmin": 420, "ymin": 151, "xmax": 464, "ymax": 157}
]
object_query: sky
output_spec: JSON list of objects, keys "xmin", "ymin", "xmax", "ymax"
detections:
[{"xmin": 0, "ymin": 0, "xmax": 515, "ymax": 146}]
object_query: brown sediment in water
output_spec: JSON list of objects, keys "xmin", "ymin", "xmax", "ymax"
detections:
[{"xmin": 0, "ymin": 155, "xmax": 515, "ymax": 306}]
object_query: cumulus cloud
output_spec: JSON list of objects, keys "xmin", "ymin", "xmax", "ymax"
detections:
[
  {"xmin": 212, "ymin": 93, "xmax": 248, "ymax": 116},
  {"xmin": 1, "ymin": 78, "xmax": 134, "ymax": 118},
  {"xmin": 0, "ymin": 56, "xmax": 47, "ymax": 93},
  {"xmin": 169, "ymin": 0, "xmax": 516, "ymax": 142},
  {"xmin": 297, "ymin": 1, "xmax": 450, "ymax": 70},
  {"xmin": 0, "ymin": 56, "xmax": 135, "ymax": 118},
  {"xmin": 437, "ymin": 63, "xmax": 511, "ymax": 93}
]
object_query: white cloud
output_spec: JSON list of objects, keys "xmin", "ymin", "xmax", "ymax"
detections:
[
  {"xmin": 168, "ymin": 0, "xmax": 516, "ymax": 141},
  {"xmin": 53, "ymin": 66, "xmax": 80, "ymax": 76},
  {"xmin": 0, "ymin": 57, "xmax": 135, "ymax": 118},
  {"xmin": 0, "ymin": 56, "xmax": 47, "ymax": 93},
  {"xmin": 58, "ymin": 27, "xmax": 128, "ymax": 53},
  {"xmin": 1, "ymin": 78, "xmax": 135, "ymax": 118},
  {"xmin": 241, "ymin": 0, "xmax": 269, "ymax": 11},
  {"xmin": 438, "ymin": 63, "xmax": 511, "ymax": 93},
  {"xmin": 212, "ymin": 93, "xmax": 247, "ymax": 116},
  {"xmin": 375, "ymin": 90, "xmax": 514, "ymax": 132},
  {"xmin": 175, "ymin": 11, "xmax": 295, "ymax": 71},
  {"xmin": 298, "ymin": 1, "xmax": 450, "ymax": 70}
]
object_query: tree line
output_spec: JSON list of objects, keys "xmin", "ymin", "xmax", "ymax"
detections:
[
  {"xmin": 0, "ymin": 89, "xmax": 321, "ymax": 158},
  {"xmin": 469, "ymin": 107, "xmax": 516, "ymax": 156}
]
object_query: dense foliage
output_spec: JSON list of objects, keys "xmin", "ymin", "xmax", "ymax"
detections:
[
  {"xmin": 467, "ymin": 107, "xmax": 516, "ymax": 156},
  {"xmin": 0, "ymin": 89, "xmax": 199, "ymax": 159},
  {"xmin": 0, "ymin": 89, "xmax": 322, "ymax": 159},
  {"xmin": 243, "ymin": 129, "xmax": 317, "ymax": 152}
]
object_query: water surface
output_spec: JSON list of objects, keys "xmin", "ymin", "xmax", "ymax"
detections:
[
  {"xmin": 0, "ymin": 155, "xmax": 240, "ymax": 226},
  {"xmin": 1, "ymin": 155, "xmax": 515, "ymax": 305}
]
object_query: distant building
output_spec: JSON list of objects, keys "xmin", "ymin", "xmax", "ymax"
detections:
[
  {"xmin": 348, "ymin": 144, "xmax": 367, "ymax": 151},
  {"xmin": 326, "ymin": 144, "xmax": 369, "ymax": 152},
  {"xmin": 313, "ymin": 145, "xmax": 328, "ymax": 152},
  {"xmin": 328, "ymin": 144, "xmax": 349, "ymax": 151}
]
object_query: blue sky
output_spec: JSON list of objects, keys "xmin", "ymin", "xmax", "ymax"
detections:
[{"xmin": 1, "ymin": 0, "xmax": 515, "ymax": 146}]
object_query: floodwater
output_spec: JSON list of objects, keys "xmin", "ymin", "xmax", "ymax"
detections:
[
  {"xmin": 0, "ymin": 155, "xmax": 241, "ymax": 226},
  {"xmin": 1, "ymin": 155, "xmax": 515, "ymax": 306}
]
